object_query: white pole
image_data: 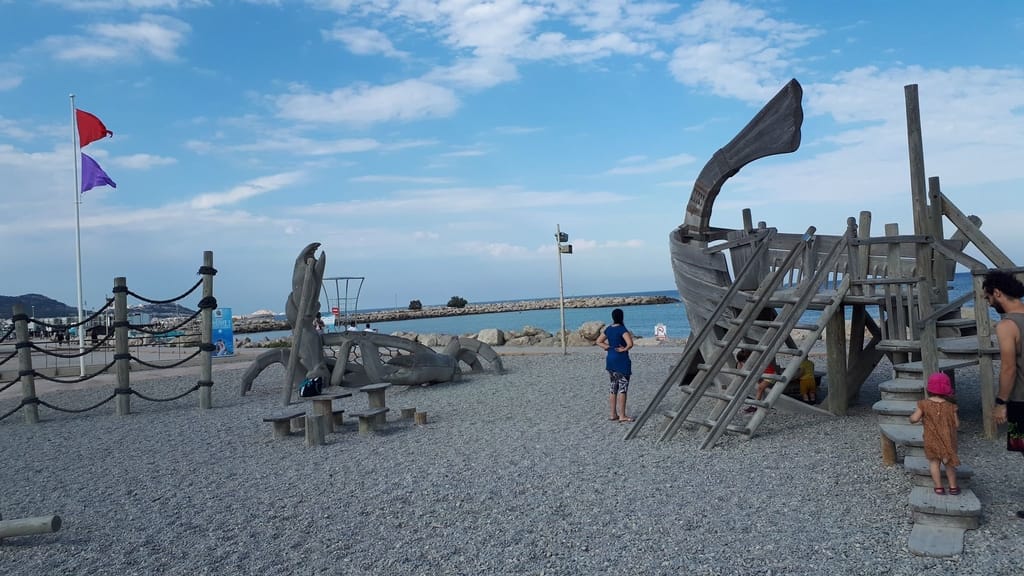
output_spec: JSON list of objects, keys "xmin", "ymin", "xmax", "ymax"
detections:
[
  {"xmin": 556, "ymin": 224, "xmax": 567, "ymax": 355},
  {"xmin": 70, "ymin": 94, "xmax": 86, "ymax": 376}
]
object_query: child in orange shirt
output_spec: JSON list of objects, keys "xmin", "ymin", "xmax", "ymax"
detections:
[{"xmin": 909, "ymin": 373, "xmax": 961, "ymax": 495}]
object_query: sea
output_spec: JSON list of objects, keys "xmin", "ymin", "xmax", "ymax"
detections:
[{"xmin": 243, "ymin": 272, "xmax": 988, "ymax": 342}]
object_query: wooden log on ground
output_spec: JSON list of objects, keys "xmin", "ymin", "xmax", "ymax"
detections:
[
  {"xmin": 400, "ymin": 407, "xmax": 416, "ymax": 420},
  {"xmin": 414, "ymin": 411, "xmax": 428, "ymax": 425},
  {"xmin": 0, "ymin": 515, "xmax": 62, "ymax": 540}
]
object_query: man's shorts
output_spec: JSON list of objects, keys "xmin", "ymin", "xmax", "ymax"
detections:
[
  {"xmin": 608, "ymin": 370, "xmax": 630, "ymax": 395},
  {"xmin": 1007, "ymin": 401, "xmax": 1024, "ymax": 454}
]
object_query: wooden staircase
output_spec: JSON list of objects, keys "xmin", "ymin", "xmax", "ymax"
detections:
[
  {"xmin": 866, "ymin": 276, "xmax": 984, "ymax": 557},
  {"xmin": 626, "ymin": 226, "xmax": 849, "ymax": 449}
]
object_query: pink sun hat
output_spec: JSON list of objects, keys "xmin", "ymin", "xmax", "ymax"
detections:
[{"xmin": 927, "ymin": 373, "xmax": 953, "ymax": 397}]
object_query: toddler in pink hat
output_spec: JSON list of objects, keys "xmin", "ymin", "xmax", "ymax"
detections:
[{"xmin": 910, "ymin": 373, "xmax": 960, "ymax": 495}]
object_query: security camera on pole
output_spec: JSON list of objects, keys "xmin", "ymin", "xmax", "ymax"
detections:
[{"xmin": 555, "ymin": 225, "xmax": 572, "ymax": 355}]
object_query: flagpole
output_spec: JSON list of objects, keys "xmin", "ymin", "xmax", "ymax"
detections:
[{"xmin": 70, "ymin": 94, "xmax": 86, "ymax": 376}]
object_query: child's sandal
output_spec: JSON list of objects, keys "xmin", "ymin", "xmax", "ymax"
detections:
[
  {"xmin": 933, "ymin": 487, "xmax": 946, "ymax": 495},
  {"xmin": 949, "ymin": 487, "xmax": 961, "ymax": 495}
]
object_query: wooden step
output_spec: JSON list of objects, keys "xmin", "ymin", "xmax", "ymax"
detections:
[
  {"xmin": 904, "ymin": 456, "xmax": 973, "ymax": 487},
  {"xmin": 877, "ymin": 339, "xmax": 921, "ymax": 353},
  {"xmin": 879, "ymin": 423, "xmax": 924, "ymax": 448},
  {"xmin": 936, "ymin": 335, "xmax": 999, "ymax": 358},
  {"xmin": 936, "ymin": 317, "xmax": 974, "ymax": 329},
  {"xmin": 908, "ymin": 486, "xmax": 981, "ymax": 529},
  {"xmin": 873, "ymin": 399, "xmax": 917, "ymax": 425},
  {"xmin": 893, "ymin": 358, "xmax": 979, "ymax": 378},
  {"xmin": 908, "ymin": 524, "xmax": 967, "ymax": 558},
  {"xmin": 873, "ymin": 399, "xmax": 917, "ymax": 416},
  {"xmin": 879, "ymin": 378, "xmax": 924, "ymax": 401}
]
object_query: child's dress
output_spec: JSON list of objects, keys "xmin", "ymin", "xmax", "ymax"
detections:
[{"xmin": 918, "ymin": 399, "xmax": 960, "ymax": 466}]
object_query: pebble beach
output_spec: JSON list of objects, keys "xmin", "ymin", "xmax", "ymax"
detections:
[{"xmin": 0, "ymin": 347, "xmax": 1021, "ymax": 575}]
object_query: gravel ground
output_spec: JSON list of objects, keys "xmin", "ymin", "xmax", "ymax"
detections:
[{"xmin": 0, "ymin": 349, "xmax": 1020, "ymax": 575}]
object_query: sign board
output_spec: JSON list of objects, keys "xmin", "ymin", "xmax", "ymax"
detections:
[
  {"xmin": 331, "ymin": 306, "xmax": 340, "ymax": 315},
  {"xmin": 212, "ymin": 307, "xmax": 235, "ymax": 357},
  {"xmin": 654, "ymin": 323, "xmax": 667, "ymax": 341}
]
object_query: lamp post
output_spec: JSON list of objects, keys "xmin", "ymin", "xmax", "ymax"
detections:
[{"xmin": 555, "ymin": 225, "xmax": 573, "ymax": 355}]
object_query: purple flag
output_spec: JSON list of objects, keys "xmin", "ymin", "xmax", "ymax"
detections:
[{"xmin": 81, "ymin": 152, "xmax": 116, "ymax": 193}]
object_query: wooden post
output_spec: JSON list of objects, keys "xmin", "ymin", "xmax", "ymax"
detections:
[
  {"xmin": 0, "ymin": 515, "xmax": 61, "ymax": 539},
  {"xmin": 199, "ymin": 251, "xmax": 214, "ymax": 410},
  {"xmin": 12, "ymin": 304, "xmax": 39, "ymax": 424},
  {"xmin": 905, "ymin": 84, "xmax": 929, "ymax": 237},
  {"xmin": 414, "ymin": 411, "xmax": 427, "ymax": 425},
  {"xmin": 742, "ymin": 208, "xmax": 753, "ymax": 232},
  {"xmin": 848, "ymin": 216, "xmax": 868, "ymax": 385},
  {"xmin": 884, "ymin": 223, "xmax": 909, "ymax": 366},
  {"xmin": 400, "ymin": 407, "xmax": 416, "ymax": 420},
  {"xmin": 928, "ymin": 177, "xmax": 949, "ymax": 304},
  {"xmin": 826, "ymin": 309, "xmax": 849, "ymax": 416},
  {"xmin": 304, "ymin": 414, "xmax": 326, "ymax": 446},
  {"xmin": 973, "ymin": 273, "xmax": 997, "ymax": 438},
  {"xmin": 916, "ymin": 243, "xmax": 938, "ymax": 379},
  {"xmin": 880, "ymin": 435, "xmax": 897, "ymax": 466},
  {"xmin": 114, "ymin": 277, "xmax": 131, "ymax": 416}
]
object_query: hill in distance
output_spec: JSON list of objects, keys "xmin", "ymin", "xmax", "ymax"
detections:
[{"xmin": 0, "ymin": 294, "xmax": 195, "ymax": 320}]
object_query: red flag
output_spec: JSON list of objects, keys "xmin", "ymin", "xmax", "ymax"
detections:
[{"xmin": 76, "ymin": 109, "xmax": 113, "ymax": 148}]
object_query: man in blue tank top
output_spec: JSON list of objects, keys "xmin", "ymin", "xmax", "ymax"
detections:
[{"xmin": 597, "ymin": 308, "xmax": 634, "ymax": 422}]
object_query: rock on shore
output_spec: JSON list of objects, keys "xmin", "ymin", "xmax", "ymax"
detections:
[
  {"xmin": 236, "ymin": 320, "xmax": 685, "ymax": 349},
  {"xmin": 232, "ymin": 294, "xmax": 678, "ymax": 334}
]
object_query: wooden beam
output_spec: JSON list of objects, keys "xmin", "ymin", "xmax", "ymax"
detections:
[
  {"xmin": 905, "ymin": 84, "xmax": 929, "ymax": 236},
  {"xmin": 940, "ymin": 192, "xmax": 1015, "ymax": 268},
  {"xmin": 973, "ymin": 274, "xmax": 997, "ymax": 439},
  {"xmin": 928, "ymin": 177, "xmax": 949, "ymax": 303},
  {"xmin": 826, "ymin": 308, "xmax": 849, "ymax": 416}
]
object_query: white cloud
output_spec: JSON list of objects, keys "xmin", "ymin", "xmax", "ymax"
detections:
[
  {"xmin": 606, "ymin": 153, "xmax": 696, "ymax": 175},
  {"xmin": 351, "ymin": 175, "xmax": 456, "ymax": 185},
  {"xmin": 0, "ymin": 73, "xmax": 22, "ymax": 91},
  {"xmin": 44, "ymin": 15, "xmax": 191, "ymax": 62},
  {"xmin": 291, "ymin": 186, "xmax": 630, "ymax": 218},
  {"xmin": 111, "ymin": 153, "xmax": 177, "ymax": 169},
  {"xmin": 0, "ymin": 117, "xmax": 33, "ymax": 140},
  {"xmin": 426, "ymin": 57, "xmax": 520, "ymax": 89},
  {"xmin": 458, "ymin": 241, "xmax": 534, "ymax": 258},
  {"xmin": 494, "ymin": 125, "xmax": 543, "ymax": 135},
  {"xmin": 42, "ymin": 0, "xmax": 208, "ymax": 9},
  {"xmin": 521, "ymin": 31, "xmax": 652, "ymax": 61},
  {"xmin": 667, "ymin": 0, "xmax": 821, "ymax": 101},
  {"xmin": 273, "ymin": 79, "xmax": 459, "ymax": 125},
  {"xmin": 322, "ymin": 26, "xmax": 407, "ymax": 57},
  {"xmin": 188, "ymin": 171, "xmax": 304, "ymax": 209}
]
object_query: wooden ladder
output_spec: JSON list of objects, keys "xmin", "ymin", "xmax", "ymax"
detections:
[{"xmin": 628, "ymin": 226, "xmax": 853, "ymax": 449}]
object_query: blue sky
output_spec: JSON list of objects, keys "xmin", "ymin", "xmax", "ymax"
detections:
[{"xmin": 1, "ymin": 1, "xmax": 1023, "ymax": 315}]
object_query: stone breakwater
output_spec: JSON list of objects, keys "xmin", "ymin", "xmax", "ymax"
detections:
[
  {"xmin": 237, "ymin": 320, "xmax": 687, "ymax": 349},
  {"xmin": 233, "ymin": 294, "xmax": 678, "ymax": 334}
]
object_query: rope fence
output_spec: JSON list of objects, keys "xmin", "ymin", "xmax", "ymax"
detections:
[{"xmin": 0, "ymin": 251, "xmax": 218, "ymax": 424}]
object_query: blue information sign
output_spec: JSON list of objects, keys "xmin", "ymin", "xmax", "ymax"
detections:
[{"xmin": 212, "ymin": 307, "xmax": 235, "ymax": 357}]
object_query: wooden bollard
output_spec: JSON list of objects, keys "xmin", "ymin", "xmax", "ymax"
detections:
[
  {"xmin": 0, "ymin": 515, "xmax": 62, "ymax": 541},
  {"xmin": 305, "ymin": 415, "xmax": 326, "ymax": 447},
  {"xmin": 400, "ymin": 408, "xmax": 416, "ymax": 420},
  {"xmin": 414, "ymin": 411, "xmax": 427, "ymax": 425}
]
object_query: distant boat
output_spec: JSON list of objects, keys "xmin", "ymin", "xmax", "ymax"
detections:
[{"xmin": 248, "ymin": 309, "xmax": 276, "ymax": 319}]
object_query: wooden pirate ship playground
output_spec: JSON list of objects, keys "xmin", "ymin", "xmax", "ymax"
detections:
[{"xmin": 624, "ymin": 79, "xmax": 1020, "ymax": 556}]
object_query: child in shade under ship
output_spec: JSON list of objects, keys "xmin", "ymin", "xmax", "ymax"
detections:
[{"xmin": 909, "ymin": 373, "xmax": 961, "ymax": 495}]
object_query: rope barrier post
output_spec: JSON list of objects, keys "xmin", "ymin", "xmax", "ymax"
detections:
[
  {"xmin": 114, "ymin": 277, "xmax": 131, "ymax": 416},
  {"xmin": 199, "ymin": 251, "xmax": 214, "ymax": 410},
  {"xmin": 12, "ymin": 304, "xmax": 38, "ymax": 424}
]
